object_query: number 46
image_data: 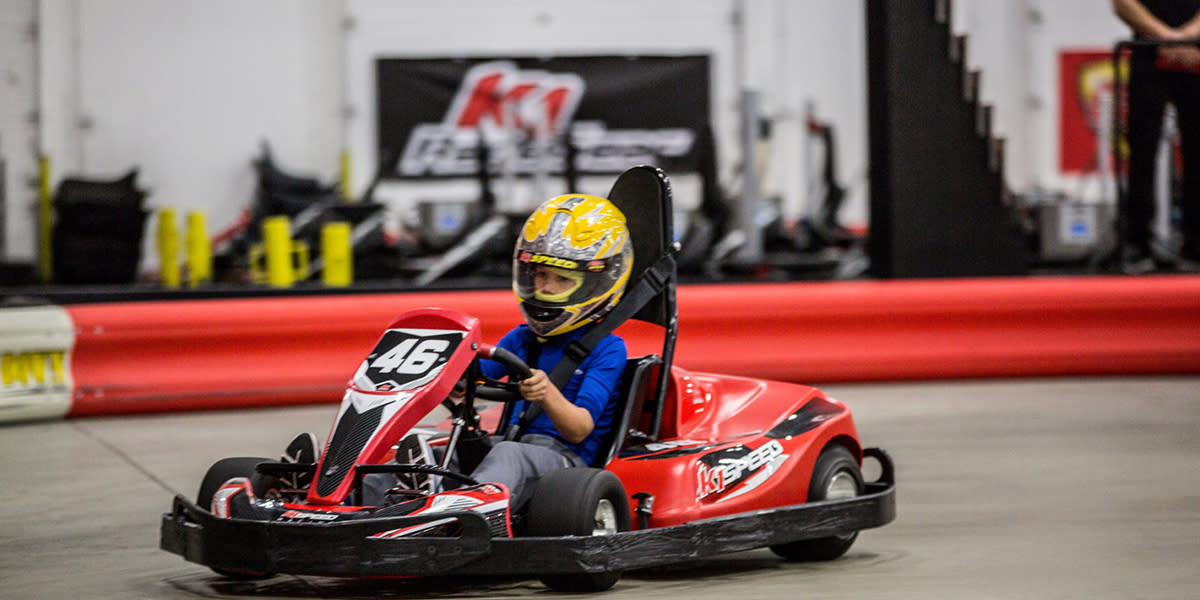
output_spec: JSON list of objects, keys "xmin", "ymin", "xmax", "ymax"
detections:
[{"xmin": 371, "ymin": 338, "xmax": 450, "ymax": 374}]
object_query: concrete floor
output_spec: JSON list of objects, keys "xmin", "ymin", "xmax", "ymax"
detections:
[{"xmin": 1, "ymin": 376, "xmax": 1197, "ymax": 599}]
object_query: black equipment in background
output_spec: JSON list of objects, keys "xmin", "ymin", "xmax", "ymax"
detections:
[
  {"xmin": 214, "ymin": 143, "xmax": 394, "ymax": 282},
  {"xmin": 51, "ymin": 169, "xmax": 149, "ymax": 284}
]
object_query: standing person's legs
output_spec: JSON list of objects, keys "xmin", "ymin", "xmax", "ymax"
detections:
[
  {"xmin": 1169, "ymin": 72, "xmax": 1200, "ymax": 263},
  {"xmin": 1125, "ymin": 52, "xmax": 1169, "ymax": 264}
]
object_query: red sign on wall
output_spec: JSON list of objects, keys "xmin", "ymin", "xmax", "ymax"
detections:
[{"xmin": 1058, "ymin": 50, "xmax": 1128, "ymax": 175}]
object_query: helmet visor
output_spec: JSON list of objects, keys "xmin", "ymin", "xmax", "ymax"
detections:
[
  {"xmin": 531, "ymin": 266, "xmax": 583, "ymax": 303},
  {"xmin": 514, "ymin": 251, "xmax": 621, "ymax": 308}
]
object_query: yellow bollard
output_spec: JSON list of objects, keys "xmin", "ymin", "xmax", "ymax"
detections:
[
  {"xmin": 262, "ymin": 215, "xmax": 295, "ymax": 288},
  {"xmin": 185, "ymin": 211, "xmax": 212, "ymax": 287},
  {"xmin": 38, "ymin": 155, "xmax": 53, "ymax": 283},
  {"xmin": 157, "ymin": 208, "xmax": 181, "ymax": 288},
  {"xmin": 338, "ymin": 149, "xmax": 353, "ymax": 201},
  {"xmin": 322, "ymin": 222, "xmax": 353, "ymax": 287},
  {"xmin": 293, "ymin": 240, "xmax": 310, "ymax": 281},
  {"xmin": 248, "ymin": 243, "xmax": 265, "ymax": 283}
]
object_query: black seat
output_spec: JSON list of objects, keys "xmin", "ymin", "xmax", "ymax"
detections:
[{"xmin": 591, "ymin": 354, "xmax": 662, "ymax": 467}]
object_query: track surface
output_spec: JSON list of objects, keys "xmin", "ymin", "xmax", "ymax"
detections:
[{"xmin": 2, "ymin": 377, "xmax": 1198, "ymax": 599}]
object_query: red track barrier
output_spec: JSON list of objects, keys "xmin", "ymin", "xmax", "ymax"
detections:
[
  {"xmin": 64, "ymin": 276, "xmax": 1200, "ymax": 417},
  {"xmin": 67, "ymin": 290, "xmax": 521, "ymax": 416},
  {"xmin": 667, "ymin": 276, "xmax": 1200, "ymax": 383}
]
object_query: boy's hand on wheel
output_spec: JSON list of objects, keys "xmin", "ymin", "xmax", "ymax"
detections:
[{"xmin": 519, "ymin": 369, "xmax": 550, "ymax": 403}]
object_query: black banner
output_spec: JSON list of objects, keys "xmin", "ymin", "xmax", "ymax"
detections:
[{"xmin": 376, "ymin": 55, "xmax": 710, "ymax": 179}]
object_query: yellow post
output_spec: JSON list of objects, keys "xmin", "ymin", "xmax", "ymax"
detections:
[
  {"xmin": 185, "ymin": 211, "xmax": 212, "ymax": 287},
  {"xmin": 37, "ymin": 155, "xmax": 53, "ymax": 283},
  {"xmin": 248, "ymin": 243, "xmax": 265, "ymax": 283},
  {"xmin": 338, "ymin": 149, "xmax": 353, "ymax": 201},
  {"xmin": 321, "ymin": 221, "xmax": 353, "ymax": 287},
  {"xmin": 293, "ymin": 240, "xmax": 310, "ymax": 282},
  {"xmin": 157, "ymin": 208, "xmax": 181, "ymax": 288},
  {"xmin": 262, "ymin": 215, "xmax": 295, "ymax": 288}
]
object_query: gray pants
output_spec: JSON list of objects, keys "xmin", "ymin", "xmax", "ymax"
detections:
[
  {"xmin": 362, "ymin": 434, "xmax": 584, "ymax": 508},
  {"xmin": 471, "ymin": 435, "xmax": 586, "ymax": 507}
]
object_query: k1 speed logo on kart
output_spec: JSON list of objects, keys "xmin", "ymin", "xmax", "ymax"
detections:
[
  {"xmin": 353, "ymin": 329, "xmax": 466, "ymax": 392},
  {"xmin": 696, "ymin": 440, "xmax": 788, "ymax": 502}
]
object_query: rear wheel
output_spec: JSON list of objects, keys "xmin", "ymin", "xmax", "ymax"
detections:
[
  {"xmin": 526, "ymin": 468, "xmax": 630, "ymax": 592},
  {"xmin": 195, "ymin": 457, "xmax": 277, "ymax": 580},
  {"xmin": 770, "ymin": 444, "xmax": 864, "ymax": 561}
]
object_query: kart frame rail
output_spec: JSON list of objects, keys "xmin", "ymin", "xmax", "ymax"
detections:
[{"xmin": 161, "ymin": 449, "xmax": 896, "ymax": 577}]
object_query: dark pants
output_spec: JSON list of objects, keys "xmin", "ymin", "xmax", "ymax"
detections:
[{"xmin": 1125, "ymin": 49, "xmax": 1200, "ymax": 256}]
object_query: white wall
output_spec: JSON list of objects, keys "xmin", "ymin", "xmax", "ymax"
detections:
[
  {"xmin": 0, "ymin": 0, "xmax": 1141, "ymax": 269},
  {"xmin": 0, "ymin": 0, "xmax": 38, "ymax": 263},
  {"xmin": 35, "ymin": 0, "xmax": 342, "ymax": 269},
  {"xmin": 774, "ymin": 1, "xmax": 867, "ymax": 221}
]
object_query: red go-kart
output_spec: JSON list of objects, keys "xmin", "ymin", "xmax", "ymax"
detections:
[{"xmin": 160, "ymin": 166, "xmax": 896, "ymax": 592}]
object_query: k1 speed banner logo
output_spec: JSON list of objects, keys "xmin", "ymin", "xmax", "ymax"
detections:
[
  {"xmin": 376, "ymin": 55, "xmax": 710, "ymax": 178},
  {"xmin": 353, "ymin": 328, "xmax": 466, "ymax": 392}
]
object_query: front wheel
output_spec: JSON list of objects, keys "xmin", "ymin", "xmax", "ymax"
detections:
[
  {"xmin": 770, "ymin": 444, "xmax": 864, "ymax": 561},
  {"xmin": 195, "ymin": 457, "xmax": 278, "ymax": 580},
  {"xmin": 526, "ymin": 468, "xmax": 630, "ymax": 592}
]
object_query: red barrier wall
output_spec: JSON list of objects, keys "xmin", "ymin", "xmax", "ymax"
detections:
[
  {"xmin": 67, "ymin": 290, "xmax": 521, "ymax": 416},
  {"xmin": 667, "ymin": 276, "xmax": 1200, "ymax": 382},
  {"xmin": 65, "ymin": 276, "xmax": 1200, "ymax": 417}
]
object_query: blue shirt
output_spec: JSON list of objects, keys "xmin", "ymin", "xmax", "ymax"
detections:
[{"xmin": 480, "ymin": 324, "xmax": 627, "ymax": 466}]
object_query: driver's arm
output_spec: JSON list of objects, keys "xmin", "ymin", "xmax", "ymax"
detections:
[{"xmin": 519, "ymin": 369, "xmax": 594, "ymax": 443}]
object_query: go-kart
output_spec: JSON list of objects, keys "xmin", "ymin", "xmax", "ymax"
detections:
[{"xmin": 160, "ymin": 166, "xmax": 896, "ymax": 592}]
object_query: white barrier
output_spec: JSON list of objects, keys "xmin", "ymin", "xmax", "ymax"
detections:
[{"xmin": 0, "ymin": 305, "xmax": 75, "ymax": 423}]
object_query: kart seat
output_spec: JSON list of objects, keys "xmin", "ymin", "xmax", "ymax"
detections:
[{"xmin": 591, "ymin": 354, "xmax": 662, "ymax": 467}]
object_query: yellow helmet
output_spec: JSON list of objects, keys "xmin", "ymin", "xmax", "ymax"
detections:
[{"xmin": 513, "ymin": 194, "xmax": 634, "ymax": 337}]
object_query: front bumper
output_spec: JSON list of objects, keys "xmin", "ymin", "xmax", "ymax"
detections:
[{"xmin": 161, "ymin": 448, "xmax": 896, "ymax": 577}]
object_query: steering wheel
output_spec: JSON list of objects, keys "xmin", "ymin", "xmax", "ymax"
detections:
[
  {"xmin": 471, "ymin": 345, "xmax": 533, "ymax": 403},
  {"xmin": 438, "ymin": 344, "xmax": 532, "ymax": 438}
]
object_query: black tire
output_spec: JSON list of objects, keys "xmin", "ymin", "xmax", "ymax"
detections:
[
  {"xmin": 770, "ymin": 444, "xmax": 864, "ymax": 561},
  {"xmin": 196, "ymin": 456, "xmax": 279, "ymax": 507},
  {"xmin": 195, "ymin": 457, "xmax": 277, "ymax": 580},
  {"xmin": 526, "ymin": 468, "xmax": 630, "ymax": 592}
]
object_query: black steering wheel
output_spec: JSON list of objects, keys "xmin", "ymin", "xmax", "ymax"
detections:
[{"xmin": 472, "ymin": 345, "xmax": 533, "ymax": 403}]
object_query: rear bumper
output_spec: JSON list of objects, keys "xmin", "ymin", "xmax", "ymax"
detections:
[{"xmin": 161, "ymin": 448, "xmax": 896, "ymax": 577}]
